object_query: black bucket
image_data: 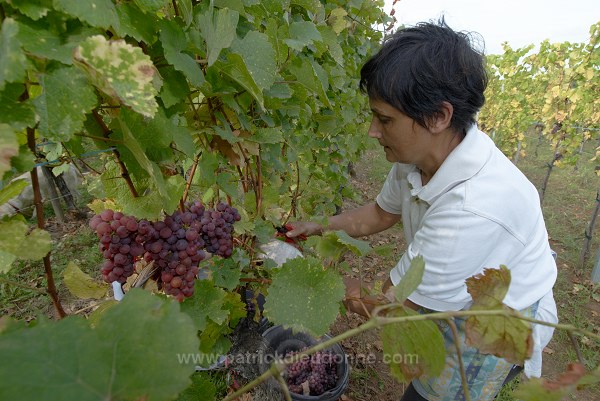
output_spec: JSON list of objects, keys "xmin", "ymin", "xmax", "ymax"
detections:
[{"xmin": 262, "ymin": 325, "xmax": 350, "ymax": 401}]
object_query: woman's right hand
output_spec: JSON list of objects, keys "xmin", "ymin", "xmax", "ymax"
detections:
[{"xmin": 285, "ymin": 221, "xmax": 323, "ymax": 238}]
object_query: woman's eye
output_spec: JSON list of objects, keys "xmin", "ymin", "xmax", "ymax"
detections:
[{"xmin": 379, "ymin": 118, "xmax": 390, "ymax": 125}]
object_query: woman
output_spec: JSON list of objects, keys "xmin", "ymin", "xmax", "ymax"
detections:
[{"xmin": 286, "ymin": 20, "xmax": 558, "ymax": 401}]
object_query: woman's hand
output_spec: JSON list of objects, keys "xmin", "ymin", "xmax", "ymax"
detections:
[{"xmin": 285, "ymin": 221, "xmax": 323, "ymax": 238}]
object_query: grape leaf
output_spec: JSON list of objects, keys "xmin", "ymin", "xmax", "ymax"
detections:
[
  {"xmin": 328, "ymin": 7, "xmax": 349, "ymax": 35},
  {"xmin": 133, "ymin": 0, "xmax": 170, "ymax": 13},
  {"xmin": 514, "ymin": 363, "xmax": 588, "ymax": 400},
  {"xmin": 288, "ymin": 56, "xmax": 331, "ymax": 108},
  {"xmin": 117, "ymin": 115, "xmax": 170, "ymax": 199},
  {"xmin": 16, "ymin": 19, "xmax": 73, "ymax": 64},
  {"xmin": 0, "ymin": 18, "xmax": 27, "ymax": 90},
  {"xmin": 175, "ymin": 373, "xmax": 217, "ymax": 401},
  {"xmin": 209, "ymin": 258, "xmax": 241, "ymax": 290},
  {"xmin": 33, "ymin": 67, "xmax": 97, "ymax": 142},
  {"xmin": 464, "ymin": 267, "xmax": 534, "ymax": 365},
  {"xmin": 466, "ymin": 265, "xmax": 511, "ymax": 307},
  {"xmin": 177, "ymin": 0, "xmax": 194, "ymax": 27},
  {"xmin": 115, "ymin": 2, "xmax": 158, "ymax": 43},
  {"xmin": 393, "ymin": 255, "xmax": 425, "ymax": 304},
  {"xmin": 381, "ymin": 307, "xmax": 446, "ymax": 382},
  {"xmin": 312, "ymin": 230, "xmax": 371, "ymax": 260},
  {"xmin": 53, "ymin": 0, "xmax": 119, "ymax": 30},
  {"xmin": 0, "ymin": 218, "xmax": 52, "ymax": 272},
  {"xmin": 263, "ymin": 256, "xmax": 345, "ymax": 336},
  {"xmin": 331, "ymin": 230, "xmax": 371, "ymax": 256},
  {"xmin": 180, "ymin": 280, "xmax": 229, "ymax": 331},
  {"xmin": 318, "ymin": 25, "xmax": 344, "ymax": 65},
  {"xmin": 74, "ymin": 35, "xmax": 160, "ymax": 118},
  {"xmin": 6, "ymin": 0, "xmax": 51, "ymax": 20},
  {"xmin": 284, "ymin": 21, "xmax": 323, "ymax": 51},
  {"xmin": 219, "ymin": 53, "xmax": 265, "ymax": 109},
  {"xmin": 196, "ymin": 6, "xmax": 239, "ymax": 66},
  {"xmin": 63, "ymin": 262, "xmax": 109, "ymax": 299},
  {"xmin": 159, "ymin": 66, "xmax": 191, "ymax": 108},
  {"xmin": 249, "ymin": 127, "xmax": 284, "ymax": 144},
  {"xmin": 230, "ymin": 31, "xmax": 277, "ymax": 92},
  {"xmin": 160, "ymin": 19, "xmax": 205, "ymax": 87},
  {"xmin": 0, "ymin": 179, "xmax": 28, "ymax": 206},
  {"xmin": 0, "ymin": 124, "xmax": 19, "ymax": 177},
  {"xmin": 0, "ymin": 84, "xmax": 37, "ymax": 130},
  {"xmin": 291, "ymin": 0, "xmax": 323, "ymax": 14},
  {"xmin": 0, "ymin": 289, "xmax": 199, "ymax": 401}
]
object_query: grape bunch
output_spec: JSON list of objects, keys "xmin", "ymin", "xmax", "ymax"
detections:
[
  {"xmin": 285, "ymin": 349, "xmax": 338, "ymax": 396},
  {"xmin": 200, "ymin": 202, "xmax": 240, "ymax": 257},
  {"xmin": 89, "ymin": 201, "xmax": 240, "ymax": 301},
  {"xmin": 89, "ymin": 210, "xmax": 143, "ymax": 284}
]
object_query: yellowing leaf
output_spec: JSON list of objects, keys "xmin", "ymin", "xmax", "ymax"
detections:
[
  {"xmin": 464, "ymin": 267, "xmax": 533, "ymax": 365},
  {"xmin": 74, "ymin": 35, "xmax": 159, "ymax": 118},
  {"xmin": 63, "ymin": 262, "xmax": 109, "ymax": 299}
]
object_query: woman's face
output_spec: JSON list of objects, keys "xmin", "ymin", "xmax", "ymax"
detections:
[{"xmin": 367, "ymin": 98, "xmax": 433, "ymax": 165}]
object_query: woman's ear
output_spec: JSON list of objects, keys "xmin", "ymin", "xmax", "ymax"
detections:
[{"xmin": 428, "ymin": 101, "xmax": 454, "ymax": 133}]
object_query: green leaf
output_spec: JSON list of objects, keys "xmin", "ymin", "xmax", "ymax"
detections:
[
  {"xmin": 118, "ymin": 118, "xmax": 170, "ymax": 200},
  {"xmin": 284, "ymin": 21, "xmax": 322, "ymax": 51},
  {"xmin": 393, "ymin": 256, "xmax": 425, "ymax": 304},
  {"xmin": 263, "ymin": 256, "xmax": 345, "ymax": 336},
  {"xmin": 175, "ymin": 373, "xmax": 217, "ymax": 401},
  {"xmin": 312, "ymin": 230, "xmax": 371, "ymax": 260},
  {"xmin": 0, "ymin": 84, "xmax": 36, "ymax": 130},
  {"xmin": 196, "ymin": 6, "xmax": 239, "ymax": 66},
  {"xmin": 209, "ymin": 258, "xmax": 241, "ymax": 290},
  {"xmin": 133, "ymin": 0, "xmax": 170, "ymax": 13},
  {"xmin": 318, "ymin": 25, "xmax": 344, "ymax": 65},
  {"xmin": 177, "ymin": 0, "xmax": 194, "ymax": 27},
  {"xmin": 0, "ymin": 219, "xmax": 52, "ymax": 272},
  {"xmin": 231, "ymin": 31, "xmax": 277, "ymax": 92},
  {"xmin": 0, "ymin": 179, "xmax": 28, "ymax": 206},
  {"xmin": 74, "ymin": 35, "xmax": 159, "ymax": 118},
  {"xmin": 288, "ymin": 56, "xmax": 331, "ymax": 108},
  {"xmin": 160, "ymin": 19, "xmax": 205, "ymax": 87},
  {"xmin": 6, "ymin": 144, "xmax": 35, "ymax": 176},
  {"xmin": 159, "ymin": 67, "xmax": 190, "ymax": 108},
  {"xmin": 0, "ymin": 124, "xmax": 19, "ymax": 177},
  {"xmin": 219, "ymin": 53, "xmax": 264, "ymax": 109},
  {"xmin": 53, "ymin": 0, "xmax": 119, "ymax": 30},
  {"xmin": 0, "ymin": 18, "xmax": 27, "ymax": 90},
  {"xmin": 7, "ymin": 0, "xmax": 51, "ymax": 20},
  {"xmin": 464, "ymin": 267, "xmax": 533, "ymax": 365},
  {"xmin": 381, "ymin": 307, "xmax": 446, "ymax": 382},
  {"xmin": 33, "ymin": 67, "xmax": 97, "ymax": 142},
  {"xmin": 180, "ymin": 280, "xmax": 229, "ymax": 331},
  {"xmin": 331, "ymin": 230, "xmax": 371, "ymax": 256},
  {"xmin": 16, "ymin": 19, "xmax": 73, "ymax": 64},
  {"xmin": 63, "ymin": 262, "xmax": 109, "ymax": 299},
  {"xmin": 115, "ymin": 2, "xmax": 158, "ymax": 43},
  {"xmin": 0, "ymin": 289, "xmax": 199, "ymax": 401},
  {"xmin": 250, "ymin": 127, "xmax": 284, "ymax": 144}
]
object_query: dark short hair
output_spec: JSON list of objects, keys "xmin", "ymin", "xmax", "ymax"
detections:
[{"xmin": 360, "ymin": 19, "xmax": 487, "ymax": 135}]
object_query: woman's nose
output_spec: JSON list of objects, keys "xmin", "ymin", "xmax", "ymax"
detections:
[{"xmin": 368, "ymin": 120, "xmax": 381, "ymax": 139}]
